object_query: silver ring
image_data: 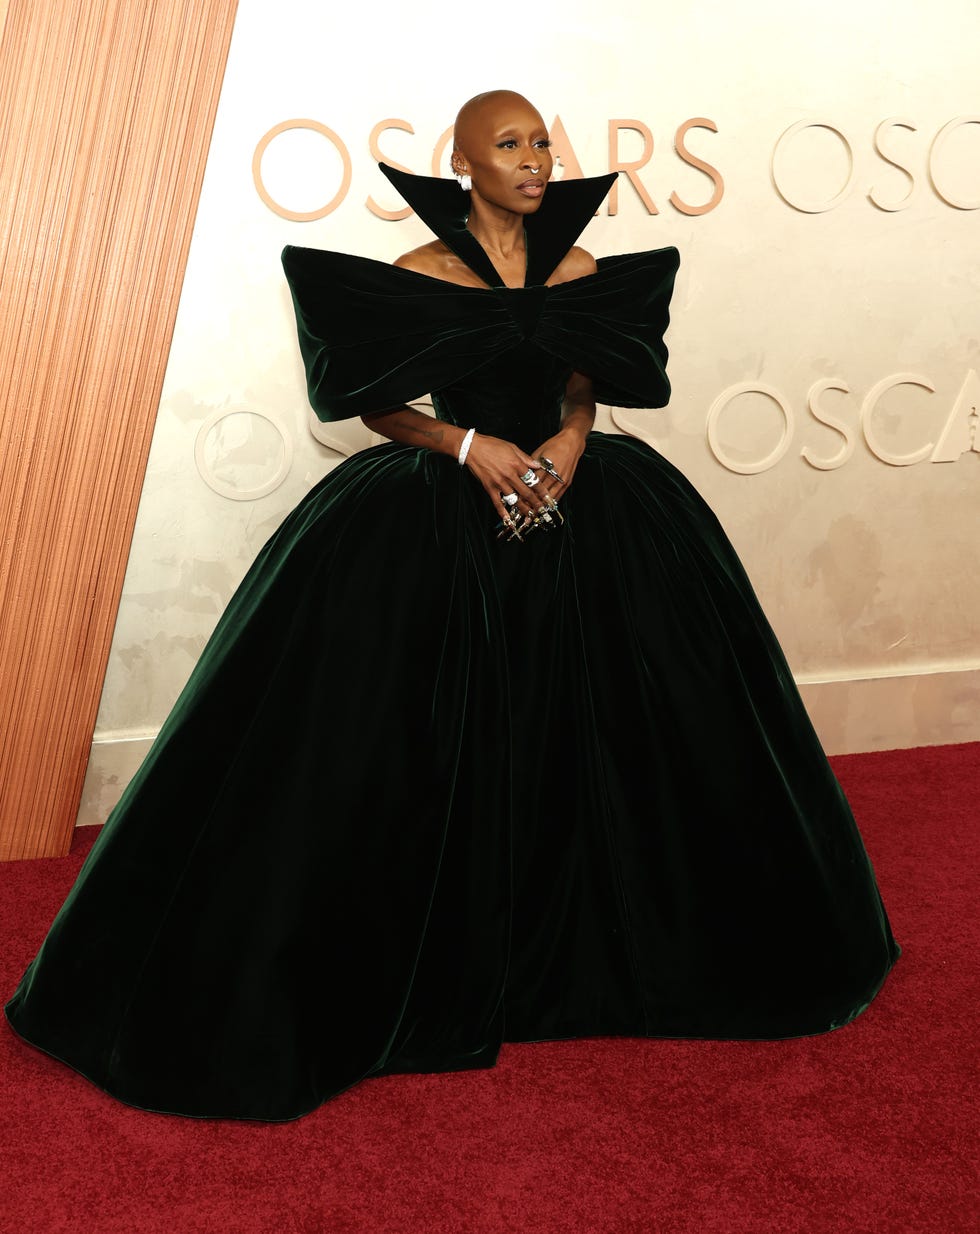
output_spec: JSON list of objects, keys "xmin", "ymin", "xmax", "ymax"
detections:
[
  {"xmin": 501, "ymin": 492, "xmax": 519, "ymax": 507},
  {"xmin": 519, "ymin": 469, "xmax": 539, "ymax": 487}
]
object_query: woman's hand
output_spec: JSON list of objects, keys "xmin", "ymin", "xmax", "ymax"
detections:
[
  {"xmin": 463, "ymin": 433, "xmax": 547, "ymax": 525},
  {"xmin": 528, "ymin": 370, "xmax": 596, "ymax": 507},
  {"xmin": 362, "ymin": 369, "xmax": 597, "ymax": 537},
  {"xmin": 528, "ymin": 426, "xmax": 587, "ymax": 504},
  {"xmin": 467, "ymin": 371, "xmax": 597, "ymax": 535},
  {"xmin": 466, "ymin": 426, "xmax": 583, "ymax": 539}
]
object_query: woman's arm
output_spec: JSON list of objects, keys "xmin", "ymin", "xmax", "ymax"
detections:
[
  {"xmin": 361, "ymin": 406, "xmax": 465, "ymax": 458},
  {"xmin": 361, "ymin": 406, "xmax": 545, "ymax": 526}
]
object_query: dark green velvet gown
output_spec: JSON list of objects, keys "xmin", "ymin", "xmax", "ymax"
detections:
[{"xmin": 4, "ymin": 165, "xmax": 899, "ymax": 1122}]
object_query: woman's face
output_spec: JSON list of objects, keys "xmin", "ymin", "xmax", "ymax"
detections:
[{"xmin": 454, "ymin": 96, "xmax": 554, "ymax": 214}]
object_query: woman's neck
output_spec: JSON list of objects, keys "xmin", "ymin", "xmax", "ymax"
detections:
[{"xmin": 465, "ymin": 197, "xmax": 526, "ymax": 264}]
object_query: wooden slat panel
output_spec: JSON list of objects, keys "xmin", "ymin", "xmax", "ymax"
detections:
[{"xmin": 0, "ymin": 0, "xmax": 239, "ymax": 859}]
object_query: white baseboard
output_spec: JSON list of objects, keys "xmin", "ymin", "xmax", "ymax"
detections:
[
  {"xmin": 76, "ymin": 666, "xmax": 980, "ymax": 827},
  {"xmin": 76, "ymin": 734, "xmax": 155, "ymax": 828},
  {"xmin": 797, "ymin": 663, "xmax": 980, "ymax": 756}
]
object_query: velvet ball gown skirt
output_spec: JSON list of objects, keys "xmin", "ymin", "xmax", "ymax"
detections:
[{"xmin": 4, "ymin": 428, "xmax": 900, "ymax": 1121}]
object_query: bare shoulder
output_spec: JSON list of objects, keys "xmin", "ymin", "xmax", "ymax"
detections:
[
  {"xmin": 393, "ymin": 240, "xmax": 458, "ymax": 279},
  {"xmin": 547, "ymin": 244, "xmax": 598, "ymax": 285}
]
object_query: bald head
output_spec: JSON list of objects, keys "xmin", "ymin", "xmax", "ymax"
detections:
[
  {"xmin": 453, "ymin": 90, "xmax": 543, "ymax": 156},
  {"xmin": 450, "ymin": 90, "xmax": 553, "ymax": 214}
]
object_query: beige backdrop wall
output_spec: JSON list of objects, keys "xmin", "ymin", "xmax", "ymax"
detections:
[{"xmin": 78, "ymin": 0, "xmax": 980, "ymax": 825}]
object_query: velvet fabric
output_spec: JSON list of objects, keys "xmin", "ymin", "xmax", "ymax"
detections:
[{"xmin": 4, "ymin": 166, "xmax": 899, "ymax": 1122}]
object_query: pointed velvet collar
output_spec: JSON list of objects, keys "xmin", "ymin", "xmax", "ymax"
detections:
[{"xmin": 379, "ymin": 163, "xmax": 616, "ymax": 289}]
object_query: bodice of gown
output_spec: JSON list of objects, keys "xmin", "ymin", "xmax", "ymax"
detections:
[{"xmin": 431, "ymin": 342, "xmax": 571, "ymax": 453}]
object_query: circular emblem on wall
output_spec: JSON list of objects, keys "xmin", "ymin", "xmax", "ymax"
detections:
[
  {"xmin": 707, "ymin": 382, "xmax": 794, "ymax": 475},
  {"xmin": 252, "ymin": 119, "xmax": 352, "ymax": 221},
  {"xmin": 194, "ymin": 406, "xmax": 293, "ymax": 501}
]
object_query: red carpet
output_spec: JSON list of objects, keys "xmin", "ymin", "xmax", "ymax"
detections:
[{"xmin": 1, "ymin": 743, "xmax": 975, "ymax": 1233}]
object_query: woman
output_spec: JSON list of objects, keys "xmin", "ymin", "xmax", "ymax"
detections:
[{"xmin": 4, "ymin": 90, "xmax": 899, "ymax": 1122}]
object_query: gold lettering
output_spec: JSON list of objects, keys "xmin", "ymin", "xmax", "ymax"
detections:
[
  {"xmin": 367, "ymin": 119, "xmax": 414, "ymax": 220},
  {"xmin": 548, "ymin": 115, "xmax": 586, "ymax": 180},
  {"xmin": 252, "ymin": 120, "xmax": 352, "ymax": 222},
  {"xmin": 669, "ymin": 118, "xmax": 724, "ymax": 216},
  {"xmin": 607, "ymin": 120, "xmax": 658, "ymax": 216},
  {"xmin": 431, "ymin": 125, "xmax": 455, "ymax": 178}
]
